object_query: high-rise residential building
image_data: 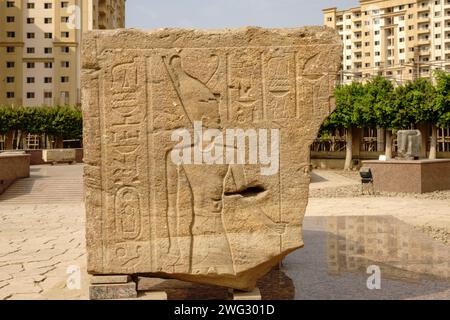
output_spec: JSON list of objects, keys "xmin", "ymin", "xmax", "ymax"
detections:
[
  {"xmin": 0, "ymin": 0, "xmax": 126, "ymax": 107},
  {"xmin": 323, "ymin": 0, "xmax": 450, "ymax": 84}
]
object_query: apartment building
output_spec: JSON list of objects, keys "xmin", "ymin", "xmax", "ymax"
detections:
[
  {"xmin": 0, "ymin": 0, "xmax": 126, "ymax": 107},
  {"xmin": 324, "ymin": 0, "xmax": 450, "ymax": 84}
]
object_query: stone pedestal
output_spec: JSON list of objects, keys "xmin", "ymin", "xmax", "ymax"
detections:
[
  {"xmin": 230, "ymin": 288, "xmax": 262, "ymax": 300},
  {"xmin": 89, "ymin": 275, "xmax": 137, "ymax": 300},
  {"xmin": 363, "ymin": 159, "xmax": 450, "ymax": 194},
  {"xmin": 0, "ymin": 153, "xmax": 30, "ymax": 195},
  {"xmin": 42, "ymin": 149, "xmax": 76, "ymax": 165}
]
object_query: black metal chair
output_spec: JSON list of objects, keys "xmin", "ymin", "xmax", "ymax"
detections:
[{"xmin": 359, "ymin": 167, "xmax": 374, "ymax": 195}]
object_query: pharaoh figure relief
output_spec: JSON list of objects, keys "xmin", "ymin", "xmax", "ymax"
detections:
[
  {"xmin": 162, "ymin": 55, "xmax": 287, "ymax": 275},
  {"xmin": 82, "ymin": 27, "xmax": 342, "ymax": 290}
]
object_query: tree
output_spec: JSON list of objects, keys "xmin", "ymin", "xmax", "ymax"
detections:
[
  {"xmin": 0, "ymin": 105, "xmax": 82, "ymax": 150},
  {"xmin": 435, "ymin": 71, "xmax": 450, "ymax": 137},
  {"xmin": 361, "ymin": 77, "xmax": 395, "ymax": 159},
  {"xmin": 327, "ymin": 82, "xmax": 365, "ymax": 170}
]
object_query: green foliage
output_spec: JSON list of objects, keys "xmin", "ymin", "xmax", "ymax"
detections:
[
  {"xmin": 0, "ymin": 105, "xmax": 82, "ymax": 140},
  {"xmin": 326, "ymin": 82, "xmax": 365, "ymax": 129},
  {"xmin": 320, "ymin": 73, "xmax": 450, "ymax": 132},
  {"xmin": 361, "ymin": 76, "xmax": 395, "ymax": 129},
  {"xmin": 435, "ymin": 71, "xmax": 450, "ymax": 128}
]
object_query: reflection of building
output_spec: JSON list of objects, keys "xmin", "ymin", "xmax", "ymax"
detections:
[
  {"xmin": 327, "ymin": 216, "xmax": 449, "ymax": 281},
  {"xmin": 0, "ymin": 0, "xmax": 126, "ymax": 107},
  {"xmin": 323, "ymin": 0, "xmax": 450, "ymax": 85}
]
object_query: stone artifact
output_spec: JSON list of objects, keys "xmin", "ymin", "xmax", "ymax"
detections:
[
  {"xmin": 42, "ymin": 148, "xmax": 76, "ymax": 164},
  {"xmin": 396, "ymin": 130, "xmax": 422, "ymax": 160},
  {"xmin": 0, "ymin": 152, "xmax": 30, "ymax": 195},
  {"xmin": 82, "ymin": 27, "xmax": 342, "ymax": 291}
]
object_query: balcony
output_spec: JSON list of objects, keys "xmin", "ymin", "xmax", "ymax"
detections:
[
  {"xmin": 417, "ymin": 38, "xmax": 431, "ymax": 45},
  {"xmin": 417, "ymin": 15, "xmax": 431, "ymax": 23}
]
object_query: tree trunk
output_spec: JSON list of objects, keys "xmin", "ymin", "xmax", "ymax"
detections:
[
  {"xmin": 5, "ymin": 130, "xmax": 14, "ymax": 150},
  {"xmin": 344, "ymin": 127, "xmax": 353, "ymax": 170},
  {"xmin": 429, "ymin": 123, "xmax": 437, "ymax": 160},
  {"xmin": 16, "ymin": 130, "xmax": 21, "ymax": 150},
  {"xmin": 385, "ymin": 130, "xmax": 392, "ymax": 160},
  {"xmin": 55, "ymin": 136, "xmax": 64, "ymax": 149}
]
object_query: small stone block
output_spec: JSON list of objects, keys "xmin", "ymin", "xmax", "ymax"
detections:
[
  {"xmin": 90, "ymin": 275, "xmax": 131, "ymax": 285},
  {"xmin": 231, "ymin": 288, "xmax": 262, "ymax": 300},
  {"xmin": 89, "ymin": 281, "xmax": 137, "ymax": 300},
  {"xmin": 137, "ymin": 292, "xmax": 168, "ymax": 300}
]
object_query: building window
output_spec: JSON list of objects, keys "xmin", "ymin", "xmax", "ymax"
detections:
[
  {"xmin": 44, "ymin": 77, "xmax": 52, "ymax": 84},
  {"xmin": 44, "ymin": 32, "xmax": 53, "ymax": 39},
  {"xmin": 6, "ymin": 16, "xmax": 15, "ymax": 23},
  {"xmin": 27, "ymin": 62, "xmax": 35, "ymax": 69},
  {"xmin": 61, "ymin": 2, "xmax": 69, "ymax": 8},
  {"xmin": 27, "ymin": 47, "xmax": 35, "ymax": 54},
  {"xmin": 27, "ymin": 2, "xmax": 35, "ymax": 9},
  {"xmin": 27, "ymin": 17, "xmax": 35, "ymax": 24},
  {"xmin": 61, "ymin": 61, "xmax": 70, "ymax": 68},
  {"xmin": 6, "ymin": 77, "xmax": 14, "ymax": 83},
  {"xmin": 61, "ymin": 76, "xmax": 69, "ymax": 83},
  {"xmin": 6, "ymin": 46, "xmax": 15, "ymax": 53},
  {"xmin": 7, "ymin": 31, "xmax": 15, "ymax": 38},
  {"xmin": 44, "ymin": 47, "xmax": 52, "ymax": 54},
  {"xmin": 61, "ymin": 46, "xmax": 70, "ymax": 53},
  {"xmin": 6, "ymin": 1, "xmax": 15, "ymax": 8},
  {"xmin": 27, "ymin": 32, "xmax": 35, "ymax": 39},
  {"xmin": 61, "ymin": 32, "xmax": 70, "ymax": 38},
  {"xmin": 60, "ymin": 91, "xmax": 70, "ymax": 105},
  {"xmin": 44, "ymin": 62, "xmax": 53, "ymax": 69},
  {"xmin": 61, "ymin": 16, "xmax": 69, "ymax": 23},
  {"xmin": 44, "ymin": 18, "xmax": 52, "ymax": 24},
  {"xmin": 27, "ymin": 92, "xmax": 35, "ymax": 99},
  {"xmin": 44, "ymin": 92, "xmax": 52, "ymax": 99},
  {"xmin": 6, "ymin": 92, "xmax": 15, "ymax": 99},
  {"xmin": 44, "ymin": 2, "xmax": 52, "ymax": 9},
  {"xmin": 6, "ymin": 61, "xmax": 15, "ymax": 68},
  {"xmin": 27, "ymin": 77, "xmax": 35, "ymax": 83}
]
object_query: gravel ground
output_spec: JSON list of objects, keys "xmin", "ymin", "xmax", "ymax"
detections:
[
  {"xmin": 309, "ymin": 169, "xmax": 450, "ymax": 245},
  {"xmin": 310, "ymin": 169, "xmax": 450, "ymax": 201}
]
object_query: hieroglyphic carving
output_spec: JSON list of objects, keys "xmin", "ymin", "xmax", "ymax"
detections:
[
  {"xmin": 83, "ymin": 27, "xmax": 342, "ymax": 290},
  {"xmin": 101, "ymin": 57, "xmax": 151, "ymax": 268},
  {"xmin": 263, "ymin": 51, "xmax": 297, "ymax": 120},
  {"xmin": 297, "ymin": 50, "xmax": 339, "ymax": 121},
  {"xmin": 227, "ymin": 50, "xmax": 263, "ymax": 123}
]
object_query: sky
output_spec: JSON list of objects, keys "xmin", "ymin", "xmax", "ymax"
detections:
[{"xmin": 125, "ymin": 0, "xmax": 359, "ymax": 29}]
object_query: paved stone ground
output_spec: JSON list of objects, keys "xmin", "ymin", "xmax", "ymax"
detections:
[
  {"xmin": 0, "ymin": 165, "xmax": 88, "ymax": 300},
  {"xmin": 0, "ymin": 165, "xmax": 448, "ymax": 299}
]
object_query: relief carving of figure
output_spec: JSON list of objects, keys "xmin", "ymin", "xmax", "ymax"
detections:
[{"xmin": 162, "ymin": 55, "xmax": 284, "ymax": 275}]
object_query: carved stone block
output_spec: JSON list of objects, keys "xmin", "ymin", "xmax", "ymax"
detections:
[
  {"xmin": 90, "ymin": 275, "xmax": 131, "ymax": 284},
  {"xmin": 42, "ymin": 149, "xmax": 76, "ymax": 164},
  {"xmin": 89, "ymin": 281, "xmax": 137, "ymax": 300},
  {"xmin": 82, "ymin": 27, "xmax": 342, "ymax": 290},
  {"xmin": 396, "ymin": 130, "xmax": 422, "ymax": 160}
]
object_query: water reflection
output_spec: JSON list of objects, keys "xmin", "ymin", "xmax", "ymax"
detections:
[
  {"xmin": 135, "ymin": 215, "xmax": 448, "ymax": 300},
  {"xmin": 284, "ymin": 215, "xmax": 450, "ymax": 300}
]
